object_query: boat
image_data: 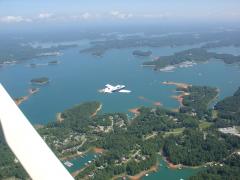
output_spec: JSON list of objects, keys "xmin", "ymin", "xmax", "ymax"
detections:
[{"xmin": 64, "ymin": 161, "xmax": 73, "ymax": 167}]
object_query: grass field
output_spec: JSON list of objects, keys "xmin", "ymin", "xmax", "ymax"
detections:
[
  {"xmin": 164, "ymin": 128, "xmax": 185, "ymax": 137},
  {"xmin": 199, "ymin": 121, "xmax": 213, "ymax": 130}
]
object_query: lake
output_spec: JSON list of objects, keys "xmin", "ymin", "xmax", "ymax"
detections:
[
  {"xmin": 0, "ymin": 43, "xmax": 240, "ymax": 124},
  {"xmin": 65, "ymin": 154, "xmax": 201, "ymax": 180},
  {"xmin": 1, "ymin": 41, "xmax": 240, "ymax": 179},
  {"xmin": 143, "ymin": 156, "xmax": 201, "ymax": 180},
  {"xmin": 63, "ymin": 153, "xmax": 97, "ymax": 173}
]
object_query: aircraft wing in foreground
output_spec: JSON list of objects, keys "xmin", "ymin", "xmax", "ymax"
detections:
[{"xmin": 0, "ymin": 84, "xmax": 74, "ymax": 180}]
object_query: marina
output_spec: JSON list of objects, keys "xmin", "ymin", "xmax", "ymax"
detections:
[{"xmin": 64, "ymin": 161, "xmax": 74, "ymax": 167}]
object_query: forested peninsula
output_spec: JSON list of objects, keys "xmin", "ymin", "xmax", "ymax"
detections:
[{"xmin": 1, "ymin": 85, "xmax": 240, "ymax": 180}]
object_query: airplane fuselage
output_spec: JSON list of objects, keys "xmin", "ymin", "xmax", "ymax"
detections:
[
  {"xmin": 99, "ymin": 84, "xmax": 130, "ymax": 94},
  {"xmin": 111, "ymin": 85, "xmax": 126, "ymax": 92}
]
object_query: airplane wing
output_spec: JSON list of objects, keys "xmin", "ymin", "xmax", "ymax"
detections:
[
  {"xmin": 119, "ymin": 89, "xmax": 131, "ymax": 93},
  {"xmin": 105, "ymin": 84, "xmax": 114, "ymax": 88},
  {"xmin": 104, "ymin": 88, "xmax": 113, "ymax": 93},
  {"xmin": 0, "ymin": 84, "xmax": 74, "ymax": 180}
]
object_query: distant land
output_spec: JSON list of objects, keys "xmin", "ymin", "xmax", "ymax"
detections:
[
  {"xmin": 48, "ymin": 60, "xmax": 60, "ymax": 65},
  {"xmin": 80, "ymin": 30, "xmax": 240, "ymax": 57},
  {"xmin": 1, "ymin": 27, "xmax": 240, "ymax": 180},
  {"xmin": 28, "ymin": 60, "xmax": 60, "ymax": 68},
  {"xmin": 31, "ymin": 77, "xmax": 49, "ymax": 85},
  {"xmin": 143, "ymin": 48, "xmax": 240, "ymax": 70},
  {"xmin": 1, "ymin": 30, "xmax": 240, "ymax": 64},
  {"xmin": 132, "ymin": 50, "xmax": 152, "ymax": 57},
  {"xmin": 0, "ymin": 43, "xmax": 78, "ymax": 64}
]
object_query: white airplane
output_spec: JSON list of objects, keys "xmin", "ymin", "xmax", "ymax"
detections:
[{"xmin": 99, "ymin": 84, "xmax": 131, "ymax": 94}]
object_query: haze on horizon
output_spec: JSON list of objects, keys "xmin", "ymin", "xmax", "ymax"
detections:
[{"xmin": 0, "ymin": 0, "xmax": 240, "ymax": 27}]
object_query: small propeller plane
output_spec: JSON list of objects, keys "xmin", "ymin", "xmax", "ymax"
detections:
[{"xmin": 99, "ymin": 84, "xmax": 131, "ymax": 94}]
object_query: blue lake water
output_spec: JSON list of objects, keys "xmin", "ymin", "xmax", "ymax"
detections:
[
  {"xmin": 0, "ymin": 44, "xmax": 240, "ymax": 124},
  {"xmin": 63, "ymin": 153, "xmax": 97, "ymax": 173},
  {"xmin": 143, "ymin": 156, "xmax": 201, "ymax": 180},
  {"xmin": 1, "ymin": 42, "xmax": 240, "ymax": 179},
  {"xmin": 65, "ymin": 154, "xmax": 201, "ymax": 179}
]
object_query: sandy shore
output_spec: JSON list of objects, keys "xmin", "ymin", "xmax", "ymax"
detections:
[
  {"xmin": 138, "ymin": 96, "xmax": 162, "ymax": 107},
  {"xmin": 166, "ymin": 161, "xmax": 181, "ymax": 169},
  {"xmin": 162, "ymin": 81, "xmax": 191, "ymax": 89},
  {"xmin": 15, "ymin": 96, "xmax": 29, "ymax": 106},
  {"xmin": 171, "ymin": 92, "xmax": 190, "ymax": 107},
  {"xmin": 90, "ymin": 104, "xmax": 102, "ymax": 117},
  {"xmin": 128, "ymin": 108, "xmax": 140, "ymax": 115},
  {"xmin": 162, "ymin": 156, "xmax": 182, "ymax": 169},
  {"xmin": 34, "ymin": 124, "xmax": 44, "ymax": 129},
  {"xmin": 92, "ymin": 147, "xmax": 104, "ymax": 153},
  {"xmin": 128, "ymin": 165, "xmax": 158, "ymax": 180},
  {"xmin": 153, "ymin": 102, "xmax": 162, "ymax": 106},
  {"xmin": 71, "ymin": 165, "xmax": 87, "ymax": 177},
  {"xmin": 56, "ymin": 112, "xmax": 64, "ymax": 123},
  {"xmin": 14, "ymin": 88, "xmax": 40, "ymax": 106},
  {"xmin": 162, "ymin": 81, "xmax": 191, "ymax": 107},
  {"xmin": 171, "ymin": 108, "xmax": 179, "ymax": 112}
]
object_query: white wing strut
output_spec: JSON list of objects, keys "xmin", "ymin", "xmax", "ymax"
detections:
[{"xmin": 0, "ymin": 84, "xmax": 74, "ymax": 180}]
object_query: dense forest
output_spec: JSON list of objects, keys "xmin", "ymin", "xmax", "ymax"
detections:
[
  {"xmin": 143, "ymin": 48, "xmax": 240, "ymax": 69},
  {"xmin": 214, "ymin": 87, "xmax": 240, "ymax": 127},
  {"xmin": 1, "ymin": 85, "xmax": 240, "ymax": 180},
  {"xmin": 163, "ymin": 129, "xmax": 240, "ymax": 166},
  {"xmin": 58, "ymin": 101, "xmax": 101, "ymax": 133},
  {"xmin": 0, "ymin": 140, "xmax": 28, "ymax": 179},
  {"xmin": 180, "ymin": 86, "xmax": 218, "ymax": 118},
  {"xmin": 190, "ymin": 154, "xmax": 240, "ymax": 180}
]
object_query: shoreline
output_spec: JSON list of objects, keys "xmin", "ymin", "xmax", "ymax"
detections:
[
  {"xmin": 63, "ymin": 147, "xmax": 104, "ymax": 177},
  {"xmin": 15, "ymin": 96, "xmax": 29, "ymax": 106},
  {"xmin": 163, "ymin": 156, "xmax": 182, "ymax": 169},
  {"xmin": 138, "ymin": 96, "xmax": 163, "ymax": 107},
  {"xmin": 34, "ymin": 124, "xmax": 44, "ymax": 129},
  {"xmin": 60, "ymin": 151, "xmax": 84, "ymax": 161},
  {"xmin": 128, "ymin": 108, "xmax": 140, "ymax": 115},
  {"xmin": 162, "ymin": 81, "xmax": 191, "ymax": 107},
  {"xmin": 57, "ymin": 103, "xmax": 102, "ymax": 123},
  {"xmin": 171, "ymin": 92, "xmax": 190, "ymax": 107},
  {"xmin": 31, "ymin": 81, "xmax": 49, "ymax": 85},
  {"xmin": 14, "ymin": 88, "xmax": 40, "ymax": 106},
  {"xmin": 29, "ymin": 87, "xmax": 40, "ymax": 94},
  {"xmin": 207, "ymin": 88, "xmax": 220, "ymax": 108},
  {"xmin": 61, "ymin": 146, "xmax": 104, "ymax": 161},
  {"xmin": 90, "ymin": 103, "xmax": 102, "ymax": 117},
  {"xmin": 71, "ymin": 167, "xmax": 85, "ymax": 178},
  {"xmin": 56, "ymin": 112, "xmax": 64, "ymax": 123},
  {"xmin": 162, "ymin": 81, "xmax": 191, "ymax": 89},
  {"xmin": 163, "ymin": 155, "xmax": 204, "ymax": 170},
  {"xmin": 128, "ymin": 165, "xmax": 158, "ymax": 180},
  {"xmin": 92, "ymin": 147, "xmax": 104, "ymax": 153}
]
